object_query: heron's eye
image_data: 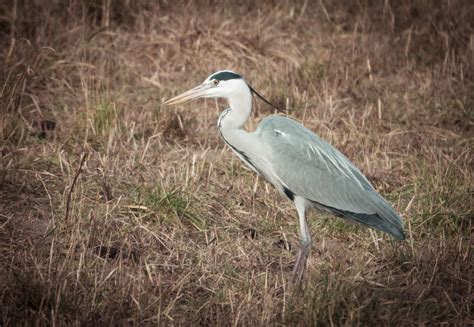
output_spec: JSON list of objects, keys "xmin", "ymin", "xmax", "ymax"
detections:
[{"xmin": 212, "ymin": 79, "xmax": 219, "ymax": 86}]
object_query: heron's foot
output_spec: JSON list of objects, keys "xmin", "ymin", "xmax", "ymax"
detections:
[{"xmin": 291, "ymin": 242, "xmax": 311, "ymax": 284}]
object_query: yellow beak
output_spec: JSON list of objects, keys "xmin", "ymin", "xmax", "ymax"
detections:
[{"xmin": 163, "ymin": 83, "xmax": 213, "ymax": 105}]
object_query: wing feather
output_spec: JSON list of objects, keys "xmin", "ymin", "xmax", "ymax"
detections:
[{"xmin": 256, "ymin": 115, "xmax": 404, "ymax": 239}]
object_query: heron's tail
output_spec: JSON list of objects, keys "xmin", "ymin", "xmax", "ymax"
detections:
[{"xmin": 333, "ymin": 193, "xmax": 406, "ymax": 240}]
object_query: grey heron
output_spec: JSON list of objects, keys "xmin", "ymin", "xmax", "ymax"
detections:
[{"xmin": 164, "ymin": 70, "xmax": 405, "ymax": 282}]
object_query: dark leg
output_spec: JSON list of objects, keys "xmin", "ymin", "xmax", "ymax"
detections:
[{"xmin": 292, "ymin": 240, "xmax": 311, "ymax": 284}]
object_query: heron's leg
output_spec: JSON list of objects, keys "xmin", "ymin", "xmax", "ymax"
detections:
[{"xmin": 292, "ymin": 197, "xmax": 312, "ymax": 284}]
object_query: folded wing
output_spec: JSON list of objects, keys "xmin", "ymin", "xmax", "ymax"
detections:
[{"xmin": 257, "ymin": 115, "xmax": 405, "ymax": 240}]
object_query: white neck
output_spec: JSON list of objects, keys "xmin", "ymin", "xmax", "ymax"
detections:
[
  {"xmin": 215, "ymin": 81, "xmax": 276, "ymax": 183},
  {"xmin": 217, "ymin": 82, "xmax": 258, "ymax": 171},
  {"xmin": 218, "ymin": 85, "xmax": 252, "ymax": 131}
]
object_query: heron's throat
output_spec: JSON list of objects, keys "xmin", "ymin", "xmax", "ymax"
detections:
[{"xmin": 219, "ymin": 91, "xmax": 253, "ymax": 131}]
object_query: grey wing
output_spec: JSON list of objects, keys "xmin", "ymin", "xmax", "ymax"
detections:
[{"xmin": 257, "ymin": 115, "xmax": 405, "ymax": 240}]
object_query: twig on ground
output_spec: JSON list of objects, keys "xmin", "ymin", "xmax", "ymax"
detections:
[{"xmin": 65, "ymin": 152, "xmax": 88, "ymax": 221}]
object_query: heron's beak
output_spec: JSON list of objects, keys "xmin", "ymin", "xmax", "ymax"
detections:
[{"xmin": 163, "ymin": 83, "xmax": 213, "ymax": 105}]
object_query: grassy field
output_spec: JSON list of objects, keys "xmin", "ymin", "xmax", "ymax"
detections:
[{"xmin": 1, "ymin": 0, "xmax": 472, "ymax": 325}]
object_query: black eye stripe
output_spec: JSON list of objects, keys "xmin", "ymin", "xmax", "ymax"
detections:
[{"xmin": 210, "ymin": 71, "xmax": 242, "ymax": 81}]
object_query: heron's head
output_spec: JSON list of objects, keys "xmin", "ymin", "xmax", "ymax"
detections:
[{"xmin": 163, "ymin": 70, "xmax": 249, "ymax": 105}]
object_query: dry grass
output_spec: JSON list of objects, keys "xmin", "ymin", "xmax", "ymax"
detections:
[{"xmin": 1, "ymin": 0, "xmax": 473, "ymax": 325}]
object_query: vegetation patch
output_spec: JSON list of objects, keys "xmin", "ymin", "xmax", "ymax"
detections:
[{"xmin": 1, "ymin": 0, "xmax": 472, "ymax": 325}]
